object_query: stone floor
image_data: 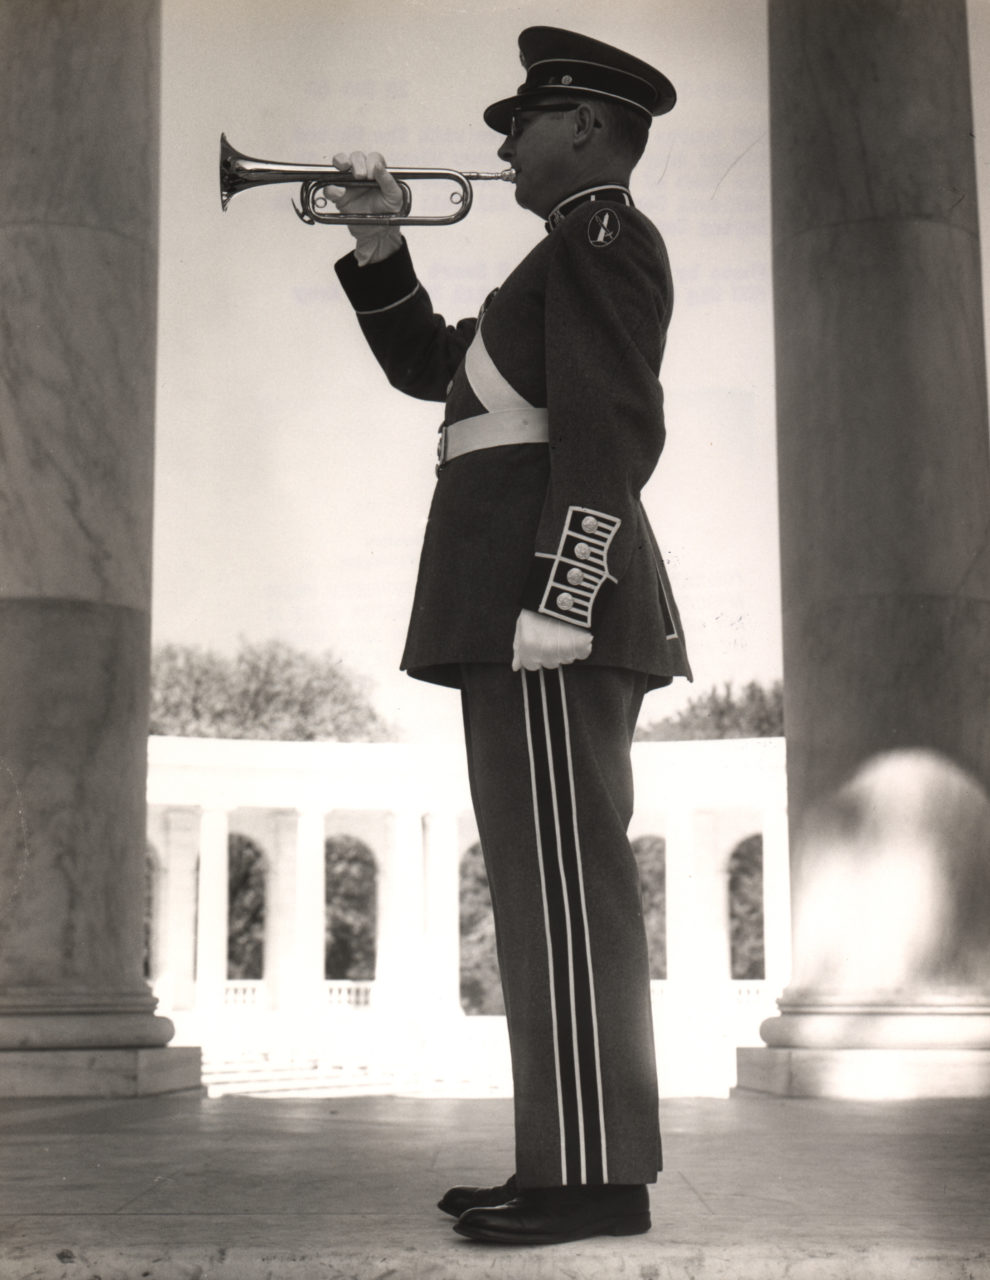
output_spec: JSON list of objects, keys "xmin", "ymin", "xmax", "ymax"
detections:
[{"xmin": 1, "ymin": 1090, "xmax": 989, "ymax": 1279}]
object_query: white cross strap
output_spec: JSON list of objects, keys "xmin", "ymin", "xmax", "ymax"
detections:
[
  {"xmin": 438, "ymin": 324, "xmax": 547, "ymax": 469},
  {"xmin": 463, "ymin": 325, "xmax": 532, "ymax": 412},
  {"xmin": 438, "ymin": 407, "xmax": 549, "ymax": 468}
]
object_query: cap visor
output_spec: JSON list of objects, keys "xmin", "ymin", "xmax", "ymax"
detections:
[{"xmin": 483, "ymin": 94, "xmax": 524, "ymax": 133}]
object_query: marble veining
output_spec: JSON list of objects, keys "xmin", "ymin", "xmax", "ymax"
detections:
[
  {"xmin": 0, "ymin": 0, "xmax": 165, "ymax": 1064},
  {"xmin": 0, "ymin": 225, "xmax": 156, "ymax": 608},
  {"xmin": 767, "ymin": 0, "xmax": 990, "ymax": 1067},
  {"xmin": 0, "ymin": 1, "xmax": 160, "ymax": 241},
  {"xmin": 768, "ymin": 0, "xmax": 979, "ymax": 240}
]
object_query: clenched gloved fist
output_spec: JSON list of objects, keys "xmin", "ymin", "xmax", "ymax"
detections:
[
  {"xmin": 511, "ymin": 609, "xmax": 593, "ymax": 672},
  {"xmin": 326, "ymin": 151, "xmax": 404, "ymax": 266}
]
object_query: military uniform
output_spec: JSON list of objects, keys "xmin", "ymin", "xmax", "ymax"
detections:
[
  {"xmin": 335, "ymin": 191, "xmax": 690, "ymax": 688},
  {"xmin": 334, "ymin": 26, "xmax": 690, "ymax": 1198}
]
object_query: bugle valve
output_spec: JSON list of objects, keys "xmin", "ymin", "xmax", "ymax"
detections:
[{"xmin": 219, "ymin": 134, "xmax": 515, "ymax": 227}]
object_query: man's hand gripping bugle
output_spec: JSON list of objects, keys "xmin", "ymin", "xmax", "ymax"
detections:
[{"xmin": 325, "ymin": 150, "xmax": 404, "ymax": 266}]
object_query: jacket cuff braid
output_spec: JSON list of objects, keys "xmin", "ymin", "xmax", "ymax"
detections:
[
  {"xmin": 520, "ymin": 506, "xmax": 620, "ymax": 629},
  {"xmin": 334, "ymin": 238, "xmax": 418, "ymax": 313}
]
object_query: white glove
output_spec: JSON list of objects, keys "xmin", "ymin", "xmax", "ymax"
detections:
[
  {"xmin": 326, "ymin": 150, "xmax": 404, "ymax": 266},
  {"xmin": 511, "ymin": 609, "xmax": 593, "ymax": 672}
]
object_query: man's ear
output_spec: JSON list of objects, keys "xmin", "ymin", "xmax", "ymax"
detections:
[{"xmin": 572, "ymin": 101, "xmax": 598, "ymax": 147}]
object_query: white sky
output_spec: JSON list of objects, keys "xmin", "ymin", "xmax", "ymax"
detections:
[{"xmin": 154, "ymin": 0, "xmax": 990, "ymax": 744}]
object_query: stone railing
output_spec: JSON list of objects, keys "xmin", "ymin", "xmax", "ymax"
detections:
[
  {"xmin": 326, "ymin": 981, "xmax": 373, "ymax": 1008},
  {"xmin": 223, "ymin": 981, "xmax": 373, "ymax": 1009},
  {"xmin": 224, "ymin": 980, "xmax": 268, "ymax": 1008},
  {"xmin": 147, "ymin": 734, "xmax": 790, "ymax": 1096}
]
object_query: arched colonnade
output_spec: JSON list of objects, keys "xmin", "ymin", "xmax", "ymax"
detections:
[{"xmin": 145, "ymin": 735, "xmax": 790, "ymax": 1095}]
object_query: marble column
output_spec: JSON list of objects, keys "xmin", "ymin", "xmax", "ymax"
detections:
[
  {"xmin": 739, "ymin": 0, "xmax": 990, "ymax": 1097},
  {"xmin": 195, "ymin": 808, "xmax": 230, "ymax": 1018},
  {"xmin": 280, "ymin": 808, "xmax": 328, "ymax": 1017},
  {"xmin": 372, "ymin": 810, "xmax": 428, "ymax": 1080},
  {"xmin": 759, "ymin": 801, "xmax": 792, "ymax": 995},
  {"xmin": 373, "ymin": 810, "xmax": 427, "ymax": 1010},
  {"xmin": 663, "ymin": 809, "xmax": 735, "ymax": 1097},
  {"xmin": 0, "ymin": 0, "xmax": 199, "ymax": 1094},
  {"xmin": 155, "ymin": 807, "xmax": 201, "ymax": 1014},
  {"xmin": 422, "ymin": 811, "xmax": 464, "ymax": 1020},
  {"xmin": 265, "ymin": 812, "xmax": 297, "ymax": 1018}
]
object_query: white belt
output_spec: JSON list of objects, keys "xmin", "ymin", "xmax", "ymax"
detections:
[{"xmin": 437, "ymin": 407, "xmax": 549, "ymax": 469}]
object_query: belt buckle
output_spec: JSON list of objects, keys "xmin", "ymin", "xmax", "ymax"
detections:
[{"xmin": 435, "ymin": 424, "xmax": 448, "ymax": 476}]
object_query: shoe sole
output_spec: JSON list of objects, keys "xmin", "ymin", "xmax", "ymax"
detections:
[
  {"xmin": 453, "ymin": 1212, "xmax": 651, "ymax": 1245},
  {"xmin": 438, "ymin": 1195, "xmax": 513, "ymax": 1218}
]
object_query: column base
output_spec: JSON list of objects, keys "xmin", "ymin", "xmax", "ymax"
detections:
[
  {"xmin": 0, "ymin": 1046, "xmax": 203, "ymax": 1098},
  {"xmin": 736, "ymin": 1046, "xmax": 990, "ymax": 1099}
]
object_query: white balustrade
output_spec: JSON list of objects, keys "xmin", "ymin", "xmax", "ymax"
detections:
[
  {"xmin": 147, "ymin": 735, "xmax": 790, "ymax": 1095},
  {"xmin": 224, "ymin": 980, "xmax": 268, "ymax": 1008},
  {"xmin": 326, "ymin": 981, "xmax": 373, "ymax": 1008}
]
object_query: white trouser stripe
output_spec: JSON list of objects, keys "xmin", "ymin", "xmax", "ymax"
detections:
[
  {"xmin": 521, "ymin": 667, "xmax": 609, "ymax": 1185},
  {"xmin": 521, "ymin": 670, "xmax": 568, "ymax": 1183},
  {"xmin": 555, "ymin": 668, "xmax": 609, "ymax": 1183},
  {"xmin": 538, "ymin": 669, "xmax": 588, "ymax": 1183}
]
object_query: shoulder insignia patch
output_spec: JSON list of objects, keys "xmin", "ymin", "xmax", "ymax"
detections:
[{"xmin": 588, "ymin": 208, "xmax": 621, "ymax": 248}]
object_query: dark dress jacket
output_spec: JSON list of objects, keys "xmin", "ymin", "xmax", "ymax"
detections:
[{"xmin": 334, "ymin": 187, "xmax": 692, "ymax": 691}]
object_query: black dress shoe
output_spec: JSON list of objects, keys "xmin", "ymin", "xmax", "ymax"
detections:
[
  {"xmin": 453, "ymin": 1183, "xmax": 651, "ymax": 1245},
  {"xmin": 437, "ymin": 1173, "xmax": 517, "ymax": 1218}
]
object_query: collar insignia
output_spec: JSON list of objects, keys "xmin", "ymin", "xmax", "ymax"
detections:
[{"xmin": 545, "ymin": 185, "xmax": 633, "ymax": 233}]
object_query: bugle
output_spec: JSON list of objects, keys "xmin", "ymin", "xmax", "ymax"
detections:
[{"xmin": 219, "ymin": 135, "xmax": 515, "ymax": 226}]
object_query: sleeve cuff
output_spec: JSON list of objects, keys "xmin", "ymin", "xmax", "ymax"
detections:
[
  {"xmin": 333, "ymin": 238, "xmax": 419, "ymax": 314},
  {"xmin": 520, "ymin": 506, "xmax": 621, "ymax": 629}
]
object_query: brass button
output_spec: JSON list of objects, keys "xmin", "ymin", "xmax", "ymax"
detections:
[
  {"xmin": 566, "ymin": 568, "xmax": 584, "ymax": 586},
  {"xmin": 575, "ymin": 542, "xmax": 591, "ymax": 560},
  {"xmin": 556, "ymin": 592, "xmax": 575, "ymax": 612},
  {"xmin": 581, "ymin": 515, "xmax": 599, "ymax": 534}
]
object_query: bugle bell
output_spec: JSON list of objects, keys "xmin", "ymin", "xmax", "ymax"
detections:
[{"xmin": 219, "ymin": 134, "xmax": 515, "ymax": 227}]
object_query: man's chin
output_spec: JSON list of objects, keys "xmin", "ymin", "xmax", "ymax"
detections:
[{"xmin": 511, "ymin": 181, "xmax": 540, "ymax": 216}]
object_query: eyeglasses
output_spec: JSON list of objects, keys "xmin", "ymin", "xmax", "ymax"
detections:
[{"xmin": 507, "ymin": 102, "xmax": 582, "ymax": 139}]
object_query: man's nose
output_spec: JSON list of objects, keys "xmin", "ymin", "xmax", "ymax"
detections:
[{"xmin": 497, "ymin": 136, "xmax": 513, "ymax": 163}]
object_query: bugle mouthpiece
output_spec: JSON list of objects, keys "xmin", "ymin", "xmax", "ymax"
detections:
[{"xmin": 462, "ymin": 168, "xmax": 516, "ymax": 184}]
